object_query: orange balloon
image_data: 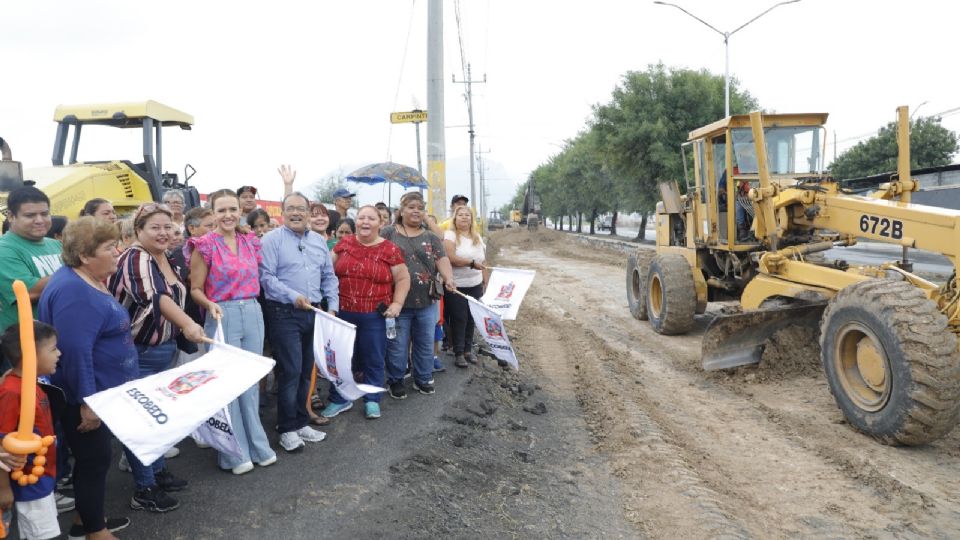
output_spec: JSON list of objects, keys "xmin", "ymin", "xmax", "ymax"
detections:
[
  {"xmin": 10, "ymin": 470, "xmax": 22, "ymax": 481},
  {"xmin": 2, "ymin": 281, "xmax": 43, "ymax": 459},
  {"xmin": 33, "ymin": 456, "xmax": 46, "ymax": 467},
  {"xmin": 31, "ymin": 466, "xmax": 44, "ymax": 477},
  {"xmin": 17, "ymin": 475, "xmax": 28, "ymax": 486}
]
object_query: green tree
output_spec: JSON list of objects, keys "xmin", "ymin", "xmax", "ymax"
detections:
[
  {"xmin": 829, "ymin": 116, "xmax": 959, "ymax": 179},
  {"xmin": 311, "ymin": 169, "xmax": 353, "ymax": 205},
  {"xmin": 591, "ymin": 64, "xmax": 759, "ymax": 239}
]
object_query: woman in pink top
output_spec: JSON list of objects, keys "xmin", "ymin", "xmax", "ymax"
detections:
[{"xmin": 186, "ymin": 189, "xmax": 276, "ymax": 475}]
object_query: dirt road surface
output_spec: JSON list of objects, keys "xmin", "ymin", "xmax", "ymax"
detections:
[
  {"xmin": 489, "ymin": 227, "xmax": 960, "ymax": 538},
  {"xmin": 39, "ymin": 227, "xmax": 960, "ymax": 539}
]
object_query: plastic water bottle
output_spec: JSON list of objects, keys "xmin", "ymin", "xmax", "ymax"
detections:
[{"xmin": 385, "ymin": 317, "xmax": 397, "ymax": 340}]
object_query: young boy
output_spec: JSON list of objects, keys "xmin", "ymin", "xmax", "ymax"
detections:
[{"xmin": 0, "ymin": 321, "xmax": 61, "ymax": 540}]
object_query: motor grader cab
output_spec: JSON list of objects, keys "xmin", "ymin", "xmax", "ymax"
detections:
[
  {"xmin": 2, "ymin": 101, "xmax": 200, "ymax": 218},
  {"xmin": 627, "ymin": 106, "xmax": 960, "ymax": 445}
]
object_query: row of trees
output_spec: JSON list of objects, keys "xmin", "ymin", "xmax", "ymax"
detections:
[
  {"xmin": 502, "ymin": 64, "xmax": 958, "ymax": 239},
  {"xmin": 500, "ymin": 63, "xmax": 758, "ymax": 239}
]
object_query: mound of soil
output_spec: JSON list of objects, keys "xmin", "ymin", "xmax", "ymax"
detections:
[{"xmin": 756, "ymin": 326, "xmax": 822, "ymax": 381}]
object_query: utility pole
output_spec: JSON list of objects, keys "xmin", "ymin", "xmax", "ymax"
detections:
[
  {"xmin": 476, "ymin": 145, "xmax": 491, "ymax": 230},
  {"xmin": 426, "ymin": 0, "xmax": 446, "ymax": 217},
  {"xmin": 453, "ymin": 63, "xmax": 486, "ymax": 216}
]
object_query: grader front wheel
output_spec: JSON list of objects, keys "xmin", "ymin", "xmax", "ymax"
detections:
[
  {"xmin": 626, "ymin": 253, "xmax": 648, "ymax": 321},
  {"xmin": 645, "ymin": 254, "xmax": 696, "ymax": 335},
  {"xmin": 820, "ymin": 279, "xmax": 960, "ymax": 445}
]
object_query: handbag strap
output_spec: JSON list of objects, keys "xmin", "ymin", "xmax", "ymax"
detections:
[{"xmin": 397, "ymin": 229, "xmax": 437, "ymax": 273}]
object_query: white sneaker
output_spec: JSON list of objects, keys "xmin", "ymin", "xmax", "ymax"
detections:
[
  {"xmin": 118, "ymin": 452, "xmax": 131, "ymax": 472},
  {"xmin": 279, "ymin": 431, "xmax": 305, "ymax": 453},
  {"xmin": 55, "ymin": 491, "xmax": 75, "ymax": 514},
  {"xmin": 232, "ymin": 461, "xmax": 254, "ymax": 475},
  {"xmin": 164, "ymin": 446, "xmax": 181, "ymax": 459},
  {"xmin": 257, "ymin": 455, "xmax": 277, "ymax": 467},
  {"xmin": 296, "ymin": 425, "xmax": 327, "ymax": 443},
  {"xmin": 195, "ymin": 439, "xmax": 211, "ymax": 449}
]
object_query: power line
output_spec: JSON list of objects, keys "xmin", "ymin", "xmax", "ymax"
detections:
[
  {"xmin": 385, "ymin": 0, "xmax": 419, "ymax": 162},
  {"xmin": 453, "ymin": 0, "xmax": 468, "ymax": 81},
  {"xmin": 834, "ymin": 105, "xmax": 960, "ymax": 148}
]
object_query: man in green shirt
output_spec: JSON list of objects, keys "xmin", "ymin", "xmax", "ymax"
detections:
[{"xmin": 0, "ymin": 186, "xmax": 63, "ymax": 337}]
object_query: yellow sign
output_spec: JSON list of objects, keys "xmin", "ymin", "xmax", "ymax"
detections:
[{"xmin": 390, "ymin": 110, "xmax": 428, "ymax": 124}]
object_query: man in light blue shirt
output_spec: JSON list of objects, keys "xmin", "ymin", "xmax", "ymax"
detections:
[{"xmin": 260, "ymin": 192, "xmax": 339, "ymax": 453}]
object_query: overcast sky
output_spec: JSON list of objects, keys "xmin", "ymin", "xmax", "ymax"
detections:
[{"xmin": 3, "ymin": 0, "xmax": 959, "ymax": 216}]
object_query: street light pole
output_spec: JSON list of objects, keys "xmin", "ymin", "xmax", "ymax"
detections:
[{"xmin": 653, "ymin": 0, "xmax": 801, "ymax": 117}]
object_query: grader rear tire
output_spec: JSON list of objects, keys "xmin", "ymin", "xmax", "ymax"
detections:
[
  {"xmin": 645, "ymin": 253, "xmax": 696, "ymax": 335},
  {"xmin": 626, "ymin": 253, "xmax": 648, "ymax": 321},
  {"xmin": 820, "ymin": 279, "xmax": 960, "ymax": 445}
]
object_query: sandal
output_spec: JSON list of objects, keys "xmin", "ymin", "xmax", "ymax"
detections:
[
  {"xmin": 310, "ymin": 414, "xmax": 331, "ymax": 426},
  {"xmin": 463, "ymin": 351, "xmax": 476, "ymax": 364}
]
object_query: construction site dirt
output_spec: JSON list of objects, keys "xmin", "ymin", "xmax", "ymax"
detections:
[
  {"xmin": 86, "ymin": 227, "xmax": 959, "ymax": 539},
  {"xmin": 474, "ymin": 227, "xmax": 960, "ymax": 538}
]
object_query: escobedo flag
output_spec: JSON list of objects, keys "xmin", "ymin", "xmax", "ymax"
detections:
[
  {"xmin": 84, "ymin": 341, "xmax": 274, "ymax": 465},
  {"xmin": 312, "ymin": 309, "xmax": 385, "ymax": 401},
  {"xmin": 189, "ymin": 321, "xmax": 243, "ymax": 459},
  {"xmin": 479, "ymin": 268, "xmax": 535, "ymax": 320},
  {"xmin": 466, "ymin": 295, "xmax": 519, "ymax": 370}
]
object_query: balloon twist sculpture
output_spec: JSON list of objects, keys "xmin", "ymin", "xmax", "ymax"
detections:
[{"xmin": 2, "ymin": 280, "xmax": 55, "ymax": 486}]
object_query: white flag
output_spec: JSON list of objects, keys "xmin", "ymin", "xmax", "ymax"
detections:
[
  {"xmin": 480, "ymin": 268, "xmax": 535, "ymax": 320},
  {"xmin": 312, "ymin": 309, "xmax": 385, "ymax": 402},
  {"xmin": 85, "ymin": 342, "xmax": 274, "ymax": 465},
  {"xmin": 466, "ymin": 295, "xmax": 519, "ymax": 370},
  {"xmin": 189, "ymin": 321, "xmax": 243, "ymax": 459},
  {"xmin": 190, "ymin": 408, "xmax": 242, "ymax": 459}
]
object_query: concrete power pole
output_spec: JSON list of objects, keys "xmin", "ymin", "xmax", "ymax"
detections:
[
  {"xmin": 476, "ymin": 145, "xmax": 491, "ymax": 229},
  {"xmin": 426, "ymin": 0, "xmax": 446, "ymax": 218},
  {"xmin": 453, "ymin": 63, "xmax": 486, "ymax": 217}
]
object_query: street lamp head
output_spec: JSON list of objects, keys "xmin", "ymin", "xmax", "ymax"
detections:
[{"xmin": 654, "ymin": 0, "xmax": 803, "ymax": 118}]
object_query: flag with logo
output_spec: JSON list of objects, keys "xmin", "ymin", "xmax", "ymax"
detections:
[
  {"xmin": 312, "ymin": 309, "xmax": 385, "ymax": 401},
  {"xmin": 189, "ymin": 322, "xmax": 243, "ymax": 459},
  {"xmin": 480, "ymin": 268, "xmax": 535, "ymax": 320},
  {"xmin": 84, "ymin": 341, "xmax": 274, "ymax": 465},
  {"xmin": 466, "ymin": 295, "xmax": 519, "ymax": 370}
]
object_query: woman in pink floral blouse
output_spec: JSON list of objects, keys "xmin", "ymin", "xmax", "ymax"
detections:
[{"xmin": 186, "ymin": 189, "xmax": 276, "ymax": 475}]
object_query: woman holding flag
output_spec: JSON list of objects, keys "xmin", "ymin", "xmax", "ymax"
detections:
[
  {"xmin": 322, "ymin": 205, "xmax": 410, "ymax": 419},
  {"xmin": 186, "ymin": 189, "xmax": 276, "ymax": 474},
  {"xmin": 109, "ymin": 202, "xmax": 202, "ymax": 513},
  {"xmin": 442, "ymin": 206, "xmax": 488, "ymax": 368},
  {"xmin": 39, "ymin": 217, "xmax": 136, "ymax": 539}
]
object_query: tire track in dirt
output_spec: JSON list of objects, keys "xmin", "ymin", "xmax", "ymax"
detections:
[
  {"xmin": 494, "ymin": 228, "xmax": 960, "ymax": 537},
  {"xmin": 512, "ymin": 309, "xmax": 750, "ymax": 538}
]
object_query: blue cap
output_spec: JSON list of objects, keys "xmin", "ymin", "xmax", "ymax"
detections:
[{"xmin": 332, "ymin": 188, "xmax": 356, "ymax": 199}]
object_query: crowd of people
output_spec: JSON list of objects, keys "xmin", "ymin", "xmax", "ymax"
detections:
[{"xmin": 0, "ymin": 167, "xmax": 489, "ymax": 539}]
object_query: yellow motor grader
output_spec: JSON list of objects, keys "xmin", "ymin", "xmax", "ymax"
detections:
[{"xmin": 626, "ymin": 106, "xmax": 960, "ymax": 445}]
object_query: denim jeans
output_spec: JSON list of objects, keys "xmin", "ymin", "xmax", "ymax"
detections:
[
  {"xmin": 124, "ymin": 339, "xmax": 177, "ymax": 489},
  {"xmin": 385, "ymin": 303, "xmax": 438, "ymax": 386},
  {"xmin": 328, "ymin": 311, "xmax": 386, "ymax": 404},
  {"xmin": 205, "ymin": 298, "xmax": 275, "ymax": 468},
  {"xmin": 263, "ymin": 300, "xmax": 316, "ymax": 434}
]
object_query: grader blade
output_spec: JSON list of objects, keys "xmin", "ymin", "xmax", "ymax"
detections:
[{"xmin": 702, "ymin": 304, "xmax": 825, "ymax": 371}]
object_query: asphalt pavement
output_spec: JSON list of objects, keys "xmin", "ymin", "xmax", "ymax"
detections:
[{"xmin": 49, "ymin": 362, "xmax": 473, "ymax": 539}]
